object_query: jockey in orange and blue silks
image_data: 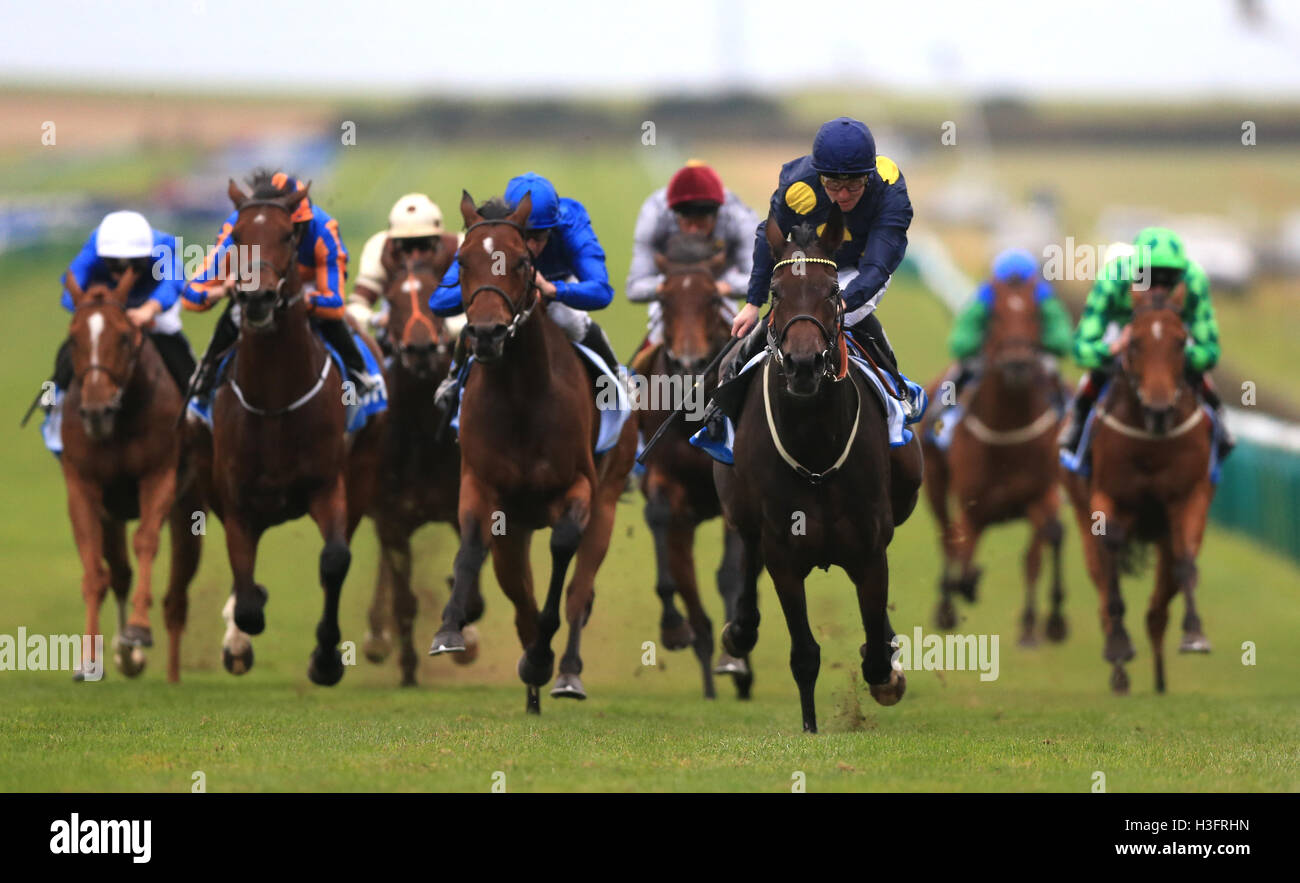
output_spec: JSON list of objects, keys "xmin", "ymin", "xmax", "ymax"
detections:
[{"xmin": 183, "ymin": 173, "xmax": 379, "ymax": 403}]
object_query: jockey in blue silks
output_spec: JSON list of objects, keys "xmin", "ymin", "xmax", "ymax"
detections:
[
  {"xmin": 702, "ymin": 117, "xmax": 921, "ymax": 438},
  {"xmin": 432, "ymin": 171, "xmax": 620, "ymax": 412}
]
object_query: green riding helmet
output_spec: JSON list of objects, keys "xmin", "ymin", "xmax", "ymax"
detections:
[{"xmin": 1132, "ymin": 226, "xmax": 1189, "ymax": 275}]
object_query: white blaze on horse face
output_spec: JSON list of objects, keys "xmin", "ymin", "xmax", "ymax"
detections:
[
  {"xmin": 482, "ymin": 236, "xmax": 494, "ymax": 255},
  {"xmin": 1152, "ymin": 320, "xmax": 1163, "ymax": 341},
  {"xmin": 253, "ymin": 212, "xmax": 266, "ymax": 225},
  {"xmin": 87, "ymin": 312, "xmax": 104, "ymax": 366},
  {"xmin": 401, "ymin": 277, "xmax": 421, "ymax": 293},
  {"xmin": 1007, "ymin": 295, "xmax": 1025, "ymax": 312}
]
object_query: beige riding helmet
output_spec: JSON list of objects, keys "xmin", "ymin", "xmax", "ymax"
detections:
[{"xmin": 388, "ymin": 193, "xmax": 444, "ymax": 238}]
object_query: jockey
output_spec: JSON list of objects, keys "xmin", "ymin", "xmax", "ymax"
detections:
[
  {"xmin": 1060, "ymin": 226, "xmax": 1232, "ymax": 459},
  {"xmin": 346, "ymin": 192, "xmax": 453, "ymax": 337},
  {"xmin": 431, "ymin": 171, "xmax": 620, "ymax": 412},
  {"xmin": 704, "ymin": 116, "xmax": 919, "ymax": 436},
  {"xmin": 625, "ymin": 161, "xmax": 758, "ymax": 372},
  {"xmin": 183, "ymin": 173, "xmax": 379, "ymax": 404},
  {"xmin": 44, "ymin": 211, "xmax": 196, "ymax": 408},
  {"xmin": 939, "ymin": 248, "xmax": 1073, "ymax": 401}
]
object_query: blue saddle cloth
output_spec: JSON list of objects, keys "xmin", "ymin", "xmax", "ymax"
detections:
[
  {"xmin": 186, "ymin": 330, "xmax": 388, "ymax": 434},
  {"xmin": 449, "ymin": 342, "xmax": 632, "ymax": 456},
  {"xmin": 688, "ymin": 346, "xmax": 928, "ymax": 466}
]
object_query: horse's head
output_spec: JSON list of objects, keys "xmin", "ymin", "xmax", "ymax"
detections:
[
  {"xmin": 984, "ymin": 279, "xmax": 1043, "ymax": 389},
  {"xmin": 457, "ymin": 190, "xmax": 536, "ymax": 363},
  {"xmin": 65, "ymin": 269, "xmax": 142, "ymax": 441},
  {"xmin": 382, "ymin": 240, "xmax": 453, "ymax": 379},
  {"xmin": 226, "ymin": 172, "xmax": 311, "ymax": 332},
  {"xmin": 765, "ymin": 209, "xmax": 845, "ymax": 397},
  {"xmin": 652, "ymin": 233, "xmax": 729, "ymax": 375},
  {"xmin": 1123, "ymin": 283, "xmax": 1190, "ymax": 433}
]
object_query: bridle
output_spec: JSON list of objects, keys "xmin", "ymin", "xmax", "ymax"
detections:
[
  {"xmin": 657, "ymin": 264, "xmax": 727, "ymax": 375},
  {"xmin": 231, "ymin": 200, "xmax": 306, "ymax": 314},
  {"xmin": 73, "ymin": 297, "xmax": 141, "ymax": 406},
  {"xmin": 461, "ymin": 218, "xmax": 539, "ymax": 342},
  {"xmin": 765, "ymin": 256, "xmax": 844, "ymax": 381},
  {"xmin": 396, "ymin": 261, "xmax": 452, "ymax": 355}
]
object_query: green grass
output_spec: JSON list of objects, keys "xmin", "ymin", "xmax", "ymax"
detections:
[{"xmin": 1, "ymin": 141, "xmax": 1298, "ymax": 792}]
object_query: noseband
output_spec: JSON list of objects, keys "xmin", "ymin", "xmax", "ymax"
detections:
[
  {"xmin": 462, "ymin": 218, "xmax": 539, "ymax": 341},
  {"xmin": 765, "ymin": 256, "xmax": 843, "ymax": 380},
  {"xmin": 73, "ymin": 299, "xmax": 140, "ymax": 403},
  {"xmin": 233, "ymin": 200, "xmax": 304, "ymax": 313},
  {"xmin": 397, "ymin": 265, "xmax": 453, "ymax": 356}
]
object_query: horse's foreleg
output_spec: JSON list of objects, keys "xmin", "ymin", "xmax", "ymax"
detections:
[
  {"xmin": 1148, "ymin": 537, "xmax": 1178, "ymax": 694},
  {"xmin": 65, "ymin": 472, "xmax": 108, "ymax": 680},
  {"xmin": 1171, "ymin": 482, "xmax": 1214, "ymax": 654},
  {"xmin": 714, "ymin": 526, "xmax": 752, "ymax": 693},
  {"xmin": 855, "ymin": 546, "xmax": 906, "ymax": 707},
  {"xmin": 644, "ymin": 485, "xmax": 689, "ymax": 650},
  {"xmin": 1020, "ymin": 497, "xmax": 1052, "ymax": 647},
  {"xmin": 1091, "ymin": 489, "xmax": 1134, "ymax": 694},
  {"xmin": 1042, "ymin": 486, "xmax": 1067, "ymax": 643},
  {"xmin": 924, "ymin": 446, "xmax": 959, "ymax": 630},
  {"xmin": 379, "ymin": 526, "xmax": 418, "ymax": 686},
  {"xmin": 431, "ymin": 474, "xmax": 493, "ymax": 655},
  {"xmin": 768, "ymin": 552, "xmax": 819, "ymax": 733},
  {"xmin": 721, "ymin": 527, "xmax": 762, "ymax": 673},
  {"xmin": 667, "ymin": 521, "xmax": 715, "ymax": 699},
  {"xmin": 552, "ymin": 479, "xmax": 619, "ymax": 701},
  {"xmin": 163, "ymin": 482, "xmax": 203, "ymax": 683},
  {"xmin": 306, "ymin": 474, "xmax": 350, "ymax": 687},
  {"xmin": 950, "ymin": 507, "xmax": 985, "ymax": 605},
  {"xmin": 102, "ymin": 519, "xmax": 144, "ymax": 677},
  {"xmin": 124, "ymin": 468, "xmax": 176, "ymax": 649},
  {"xmin": 364, "ymin": 536, "xmax": 394, "ymax": 664}
]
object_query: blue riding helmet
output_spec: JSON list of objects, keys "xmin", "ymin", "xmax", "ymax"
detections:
[
  {"xmin": 991, "ymin": 248, "xmax": 1039, "ymax": 283},
  {"xmin": 504, "ymin": 172, "xmax": 560, "ymax": 230},
  {"xmin": 811, "ymin": 117, "xmax": 876, "ymax": 177}
]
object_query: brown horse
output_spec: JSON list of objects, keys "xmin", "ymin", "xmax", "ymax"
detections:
[
  {"xmin": 196, "ymin": 174, "xmax": 385, "ymax": 684},
  {"xmin": 714, "ymin": 212, "xmax": 923, "ymax": 733},
  {"xmin": 1062, "ymin": 282, "xmax": 1215, "ymax": 695},
  {"xmin": 361, "ymin": 235, "xmax": 484, "ymax": 685},
  {"xmin": 638, "ymin": 234, "xmax": 749, "ymax": 700},
  {"xmin": 923, "ymin": 278, "xmax": 1067, "ymax": 645},
  {"xmin": 59, "ymin": 269, "xmax": 202, "ymax": 682},
  {"xmin": 429, "ymin": 191, "xmax": 638, "ymax": 714}
]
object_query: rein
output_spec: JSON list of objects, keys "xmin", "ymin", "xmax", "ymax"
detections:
[
  {"xmin": 765, "ymin": 256, "xmax": 845, "ymax": 382},
  {"xmin": 462, "ymin": 218, "xmax": 540, "ymax": 342},
  {"xmin": 72, "ymin": 299, "xmax": 141, "ymax": 400},
  {"xmin": 761, "ymin": 358, "xmax": 861, "ymax": 485},
  {"xmin": 229, "ymin": 348, "xmax": 333, "ymax": 417}
]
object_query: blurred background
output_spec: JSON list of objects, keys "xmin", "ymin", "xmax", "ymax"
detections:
[{"xmin": 1, "ymin": 0, "xmax": 1298, "ymax": 716}]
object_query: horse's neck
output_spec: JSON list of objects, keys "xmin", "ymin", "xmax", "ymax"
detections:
[
  {"xmin": 970, "ymin": 360, "xmax": 1049, "ymax": 424},
  {"xmin": 1105, "ymin": 369, "xmax": 1197, "ymax": 423},
  {"xmin": 234, "ymin": 310, "xmax": 324, "ymax": 403},
  {"xmin": 480, "ymin": 310, "xmax": 557, "ymax": 398},
  {"xmin": 768, "ymin": 369, "xmax": 861, "ymax": 467},
  {"xmin": 391, "ymin": 364, "xmax": 442, "ymax": 429}
]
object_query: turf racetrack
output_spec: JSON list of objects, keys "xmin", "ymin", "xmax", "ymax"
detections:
[{"xmin": 1, "ymin": 142, "xmax": 1297, "ymax": 792}]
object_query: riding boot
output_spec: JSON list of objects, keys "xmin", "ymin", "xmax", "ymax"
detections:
[
  {"xmin": 147, "ymin": 332, "xmax": 197, "ymax": 394},
  {"xmin": 849, "ymin": 312, "xmax": 920, "ymax": 420},
  {"xmin": 1058, "ymin": 372, "xmax": 1103, "ymax": 452},
  {"xmin": 698, "ymin": 319, "xmax": 767, "ymax": 444},
  {"xmin": 434, "ymin": 329, "xmax": 469, "ymax": 415},
  {"xmin": 579, "ymin": 322, "xmax": 621, "ymax": 376},
  {"xmin": 319, "ymin": 317, "xmax": 380, "ymax": 394},
  {"xmin": 191, "ymin": 305, "xmax": 240, "ymax": 404},
  {"xmin": 1195, "ymin": 373, "xmax": 1236, "ymax": 460},
  {"xmin": 46, "ymin": 338, "xmax": 74, "ymax": 408}
]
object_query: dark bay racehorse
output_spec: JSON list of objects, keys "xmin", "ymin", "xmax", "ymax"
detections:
[
  {"xmin": 196, "ymin": 173, "xmax": 385, "ymax": 684},
  {"xmin": 362, "ymin": 235, "xmax": 483, "ymax": 685},
  {"xmin": 1062, "ymin": 283, "xmax": 1216, "ymax": 695},
  {"xmin": 923, "ymin": 278, "xmax": 1067, "ymax": 645},
  {"xmin": 429, "ymin": 192, "xmax": 638, "ymax": 714},
  {"xmin": 59, "ymin": 269, "xmax": 202, "ymax": 682},
  {"xmin": 638, "ymin": 234, "xmax": 748, "ymax": 699},
  {"xmin": 715, "ymin": 212, "xmax": 923, "ymax": 733}
]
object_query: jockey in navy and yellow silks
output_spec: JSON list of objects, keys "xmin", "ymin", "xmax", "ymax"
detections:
[
  {"xmin": 706, "ymin": 117, "xmax": 919, "ymax": 434},
  {"xmin": 184, "ymin": 173, "xmax": 380, "ymax": 404}
]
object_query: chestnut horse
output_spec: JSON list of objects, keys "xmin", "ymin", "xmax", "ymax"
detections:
[
  {"xmin": 362, "ymin": 236, "xmax": 483, "ymax": 685},
  {"xmin": 59, "ymin": 269, "xmax": 202, "ymax": 682},
  {"xmin": 197, "ymin": 174, "xmax": 385, "ymax": 684},
  {"xmin": 923, "ymin": 278, "xmax": 1067, "ymax": 645},
  {"xmin": 715, "ymin": 212, "xmax": 923, "ymax": 733},
  {"xmin": 1062, "ymin": 282, "xmax": 1216, "ymax": 695},
  {"xmin": 638, "ymin": 234, "xmax": 749, "ymax": 699},
  {"xmin": 429, "ymin": 192, "xmax": 638, "ymax": 714}
]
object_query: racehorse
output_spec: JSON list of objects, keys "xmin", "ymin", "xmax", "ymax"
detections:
[
  {"xmin": 196, "ymin": 173, "xmax": 385, "ymax": 684},
  {"xmin": 714, "ymin": 211, "xmax": 923, "ymax": 733},
  {"xmin": 638, "ymin": 234, "xmax": 749, "ymax": 700},
  {"xmin": 362, "ymin": 235, "xmax": 483, "ymax": 685},
  {"xmin": 922, "ymin": 278, "xmax": 1067, "ymax": 645},
  {"xmin": 428, "ymin": 191, "xmax": 638, "ymax": 714},
  {"xmin": 59, "ymin": 268, "xmax": 202, "ymax": 682},
  {"xmin": 1062, "ymin": 282, "xmax": 1216, "ymax": 694}
]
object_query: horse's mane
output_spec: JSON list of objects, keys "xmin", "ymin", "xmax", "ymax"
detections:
[
  {"xmin": 476, "ymin": 197, "xmax": 513, "ymax": 221},
  {"xmin": 787, "ymin": 223, "xmax": 820, "ymax": 254},
  {"xmin": 662, "ymin": 232, "xmax": 721, "ymax": 265},
  {"xmin": 246, "ymin": 168, "xmax": 297, "ymax": 200}
]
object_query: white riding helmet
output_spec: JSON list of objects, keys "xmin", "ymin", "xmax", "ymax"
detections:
[
  {"xmin": 388, "ymin": 193, "xmax": 443, "ymax": 238},
  {"xmin": 96, "ymin": 210, "xmax": 154, "ymax": 259}
]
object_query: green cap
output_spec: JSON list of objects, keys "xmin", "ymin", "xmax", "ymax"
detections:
[{"xmin": 1132, "ymin": 226, "xmax": 1188, "ymax": 273}]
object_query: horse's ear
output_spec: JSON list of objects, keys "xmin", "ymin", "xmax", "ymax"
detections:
[
  {"xmin": 65, "ymin": 271, "xmax": 86, "ymax": 307},
  {"xmin": 284, "ymin": 180, "xmax": 311, "ymax": 213},
  {"xmin": 228, "ymin": 178, "xmax": 247, "ymax": 209},
  {"xmin": 707, "ymin": 248, "xmax": 728, "ymax": 278},
  {"xmin": 764, "ymin": 212, "xmax": 785, "ymax": 259},
  {"xmin": 109, "ymin": 265, "xmax": 137, "ymax": 305},
  {"xmin": 379, "ymin": 235, "xmax": 400, "ymax": 277},
  {"xmin": 460, "ymin": 190, "xmax": 480, "ymax": 227},
  {"xmin": 1168, "ymin": 280, "xmax": 1188, "ymax": 311},
  {"xmin": 508, "ymin": 192, "xmax": 533, "ymax": 228},
  {"xmin": 818, "ymin": 205, "xmax": 844, "ymax": 257},
  {"xmin": 653, "ymin": 252, "xmax": 672, "ymax": 276}
]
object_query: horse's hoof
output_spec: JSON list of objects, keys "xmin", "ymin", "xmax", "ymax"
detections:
[
  {"xmin": 1018, "ymin": 630, "xmax": 1039, "ymax": 649},
  {"xmin": 517, "ymin": 650, "xmax": 555, "ymax": 687},
  {"xmin": 362, "ymin": 632, "xmax": 392, "ymax": 663},
  {"xmin": 526, "ymin": 685, "xmax": 541, "ymax": 715},
  {"xmin": 120, "ymin": 624, "xmax": 153, "ymax": 648},
  {"xmin": 934, "ymin": 599, "xmax": 958, "ymax": 631},
  {"xmin": 661, "ymin": 617, "xmax": 695, "ymax": 651},
  {"xmin": 222, "ymin": 644, "xmax": 254, "ymax": 675},
  {"xmin": 399, "ymin": 672, "xmax": 417, "ymax": 687},
  {"xmin": 1179, "ymin": 632, "xmax": 1212, "ymax": 654},
  {"xmin": 114, "ymin": 641, "xmax": 147, "ymax": 678},
  {"xmin": 451, "ymin": 625, "xmax": 480, "ymax": 666},
  {"xmin": 1104, "ymin": 631, "xmax": 1136, "ymax": 664},
  {"xmin": 1045, "ymin": 614, "xmax": 1068, "ymax": 643},
  {"xmin": 1109, "ymin": 665, "xmax": 1130, "ymax": 695},
  {"xmin": 428, "ymin": 628, "xmax": 466, "ymax": 656},
  {"xmin": 868, "ymin": 670, "xmax": 907, "ymax": 707},
  {"xmin": 955, "ymin": 567, "xmax": 982, "ymax": 602},
  {"xmin": 307, "ymin": 647, "xmax": 345, "ymax": 686},
  {"xmin": 714, "ymin": 652, "xmax": 749, "ymax": 676},
  {"xmin": 733, "ymin": 669, "xmax": 754, "ymax": 700},
  {"xmin": 233, "ymin": 585, "xmax": 268, "ymax": 636},
  {"xmin": 721, "ymin": 621, "xmax": 756, "ymax": 657},
  {"xmin": 551, "ymin": 673, "xmax": 587, "ymax": 700}
]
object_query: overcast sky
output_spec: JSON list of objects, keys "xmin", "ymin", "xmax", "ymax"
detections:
[{"xmin": 4, "ymin": 0, "xmax": 1300, "ymax": 98}]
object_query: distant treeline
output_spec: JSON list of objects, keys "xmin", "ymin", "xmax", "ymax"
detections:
[{"xmin": 343, "ymin": 93, "xmax": 1300, "ymax": 146}]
